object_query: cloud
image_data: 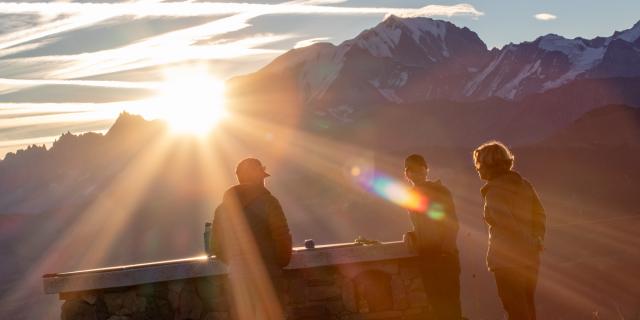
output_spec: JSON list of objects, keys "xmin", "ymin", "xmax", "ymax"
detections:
[
  {"xmin": 0, "ymin": 13, "xmax": 41, "ymax": 35},
  {"xmin": 0, "ymin": 2, "xmax": 482, "ymax": 18},
  {"xmin": 535, "ymin": 13, "xmax": 557, "ymax": 21},
  {"xmin": 289, "ymin": 0, "xmax": 349, "ymax": 4},
  {"xmin": 0, "ymin": 78, "xmax": 159, "ymax": 91},
  {"xmin": 294, "ymin": 37, "xmax": 331, "ymax": 48},
  {"xmin": 0, "ymin": 11, "xmax": 122, "ymax": 53},
  {"xmin": 0, "ymin": 1, "xmax": 484, "ymax": 82},
  {"xmin": 387, "ymin": 4, "xmax": 484, "ymax": 19}
]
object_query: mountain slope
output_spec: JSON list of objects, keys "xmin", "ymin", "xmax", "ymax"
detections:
[{"xmin": 541, "ymin": 104, "xmax": 640, "ymax": 147}]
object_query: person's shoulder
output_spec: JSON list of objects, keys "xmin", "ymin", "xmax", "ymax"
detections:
[
  {"xmin": 426, "ymin": 179, "xmax": 452, "ymax": 195},
  {"xmin": 519, "ymin": 176, "xmax": 540, "ymax": 198},
  {"xmin": 519, "ymin": 175, "xmax": 535, "ymax": 189},
  {"xmin": 481, "ymin": 175, "xmax": 511, "ymax": 198},
  {"xmin": 482, "ymin": 179, "xmax": 516, "ymax": 202},
  {"xmin": 265, "ymin": 193, "xmax": 282, "ymax": 206},
  {"xmin": 222, "ymin": 185, "xmax": 241, "ymax": 198}
]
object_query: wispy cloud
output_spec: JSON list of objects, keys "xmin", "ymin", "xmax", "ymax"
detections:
[
  {"xmin": 0, "ymin": 2, "xmax": 483, "ymax": 18},
  {"xmin": 0, "ymin": 11, "xmax": 122, "ymax": 53},
  {"xmin": 0, "ymin": 1, "xmax": 484, "ymax": 81},
  {"xmin": 386, "ymin": 4, "xmax": 484, "ymax": 19},
  {"xmin": 535, "ymin": 13, "xmax": 557, "ymax": 21},
  {"xmin": 0, "ymin": 102, "xmax": 126, "ymax": 131},
  {"xmin": 294, "ymin": 37, "xmax": 331, "ymax": 48},
  {"xmin": 0, "ymin": 78, "xmax": 159, "ymax": 95}
]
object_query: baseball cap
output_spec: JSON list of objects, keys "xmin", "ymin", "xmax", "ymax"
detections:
[{"xmin": 235, "ymin": 158, "xmax": 270, "ymax": 177}]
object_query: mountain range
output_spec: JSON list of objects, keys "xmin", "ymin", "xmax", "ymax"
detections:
[
  {"xmin": 231, "ymin": 16, "xmax": 640, "ymax": 105},
  {"xmin": 228, "ymin": 16, "xmax": 640, "ymax": 141}
]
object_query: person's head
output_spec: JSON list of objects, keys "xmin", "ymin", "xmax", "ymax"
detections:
[
  {"xmin": 404, "ymin": 154, "xmax": 428, "ymax": 185},
  {"xmin": 235, "ymin": 158, "xmax": 270, "ymax": 185},
  {"xmin": 473, "ymin": 141, "xmax": 514, "ymax": 181}
]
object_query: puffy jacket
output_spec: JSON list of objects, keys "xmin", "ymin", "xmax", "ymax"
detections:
[
  {"xmin": 211, "ymin": 184, "xmax": 292, "ymax": 269},
  {"xmin": 409, "ymin": 180, "xmax": 459, "ymax": 256},
  {"xmin": 481, "ymin": 171, "xmax": 546, "ymax": 270}
]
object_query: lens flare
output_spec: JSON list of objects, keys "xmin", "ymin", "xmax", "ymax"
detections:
[
  {"xmin": 352, "ymin": 169, "xmax": 447, "ymax": 221},
  {"xmin": 427, "ymin": 203, "xmax": 446, "ymax": 221},
  {"xmin": 350, "ymin": 166, "xmax": 361, "ymax": 177},
  {"xmin": 355, "ymin": 172, "xmax": 428, "ymax": 212}
]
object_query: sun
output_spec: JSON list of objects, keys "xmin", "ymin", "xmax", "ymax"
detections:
[{"xmin": 148, "ymin": 67, "xmax": 228, "ymax": 135}]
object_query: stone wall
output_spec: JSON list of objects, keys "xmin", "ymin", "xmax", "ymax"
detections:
[{"xmin": 47, "ymin": 242, "xmax": 431, "ymax": 320}]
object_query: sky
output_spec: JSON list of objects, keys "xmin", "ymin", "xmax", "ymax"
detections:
[{"xmin": 1, "ymin": 0, "xmax": 639, "ymax": 157}]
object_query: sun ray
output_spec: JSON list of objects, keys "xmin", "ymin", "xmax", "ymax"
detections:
[{"xmin": 0, "ymin": 132, "xmax": 173, "ymax": 315}]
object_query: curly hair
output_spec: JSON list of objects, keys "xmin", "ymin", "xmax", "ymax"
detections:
[{"xmin": 473, "ymin": 140, "xmax": 514, "ymax": 173}]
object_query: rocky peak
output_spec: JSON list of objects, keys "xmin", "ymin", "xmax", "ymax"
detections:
[
  {"xmin": 348, "ymin": 15, "xmax": 485, "ymax": 62},
  {"xmin": 613, "ymin": 19, "xmax": 640, "ymax": 43}
]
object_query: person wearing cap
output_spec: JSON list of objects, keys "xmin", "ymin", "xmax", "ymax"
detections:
[
  {"xmin": 211, "ymin": 158, "xmax": 292, "ymax": 320},
  {"xmin": 473, "ymin": 141, "xmax": 545, "ymax": 320},
  {"xmin": 404, "ymin": 154, "xmax": 462, "ymax": 320}
]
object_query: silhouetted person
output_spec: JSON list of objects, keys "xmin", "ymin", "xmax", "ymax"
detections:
[
  {"xmin": 404, "ymin": 154, "xmax": 462, "ymax": 320},
  {"xmin": 211, "ymin": 158, "xmax": 292, "ymax": 320},
  {"xmin": 473, "ymin": 141, "xmax": 546, "ymax": 320}
]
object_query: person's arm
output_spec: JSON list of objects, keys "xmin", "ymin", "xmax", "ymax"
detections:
[
  {"xmin": 529, "ymin": 183, "xmax": 546, "ymax": 249},
  {"xmin": 483, "ymin": 186, "xmax": 514, "ymax": 230},
  {"xmin": 267, "ymin": 197, "xmax": 292, "ymax": 267}
]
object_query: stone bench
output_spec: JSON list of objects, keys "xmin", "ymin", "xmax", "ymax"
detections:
[{"xmin": 43, "ymin": 240, "xmax": 433, "ymax": 320}]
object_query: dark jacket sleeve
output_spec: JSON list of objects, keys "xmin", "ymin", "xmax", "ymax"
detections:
[
  {"xmin": 267, "ymin": 197, "xmax": 292, "ymax": 267},
  {"xmin": 211, "ymin": 204, "xmax": 226, "ymax": 262}
]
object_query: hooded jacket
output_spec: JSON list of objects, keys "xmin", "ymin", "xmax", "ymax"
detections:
[
  {"xmin": 409, "ymin": 180, "xmax": 459, "ymax": 256},
  {"xmin": 211, "ymin": 184, "xmax": 292, "ymax": 269},
  {"xmin": 481, "ymin": 171, "xmax": 546, "ymax": 270}
]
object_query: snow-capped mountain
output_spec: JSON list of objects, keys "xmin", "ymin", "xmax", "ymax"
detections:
[
  {"xmin": 465, "ymin": 20, "xmax": 640, "ymax": 100},
  {"xmin": 230, "ymin": 15, "xmax": 490, "ymax": 117},
  {"xmin": 229, "ymin": 16, "xmax": 640, "ymax": 113}
]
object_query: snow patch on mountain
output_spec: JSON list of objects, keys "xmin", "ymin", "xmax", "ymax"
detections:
[
  {"xmin": 370, "ymin": 72, "xmax": 409, "ymax": 89},
  {"xmin": 542, "ymin": 45, "xmax": 606, "ymax": 90},
  {"xmin": 296, "ymin": 44, "xmax": 348, "ymax": 102},
  {"xmin": 402, "ymin": 18, "xmax": 448, "ymax": 42},
  {"xmin": 350, "ymin": 16, "xmax": 452, "ymax": 60},
  {"xmin": 369, "ymin": 71, "xmax": 407, "ymax": 103},
  {"xmin": 496, "ymin": 60, "xmax": 541, "ymax": 99},
  {"xmin": 393, "ymin": 71, "xmax": 409, "ymax": 87},
  {"xmin": 404, "ymin": 18, "xmax": 450, "ymax": 57},
  {"xmin": 377, "ymin": 88, "xmax": 404, "ymax": 103},
  {"xmin": 535, "ymin": 34, "xmax": 607, "ymax": 90},
  {"xmin": 353, "ymin": 26, "xmax": 402, "ymax": 58},
  {"xmin": 328, "ymin": 105, "xmax": 355, "ymax": 122},
  {"xmin": 538, "ymin": 35, "xmax": 587, "ymax": 56},
  {"xmin": 463, "ymin": 49, "xmax": 508, "ymax": 96}
]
